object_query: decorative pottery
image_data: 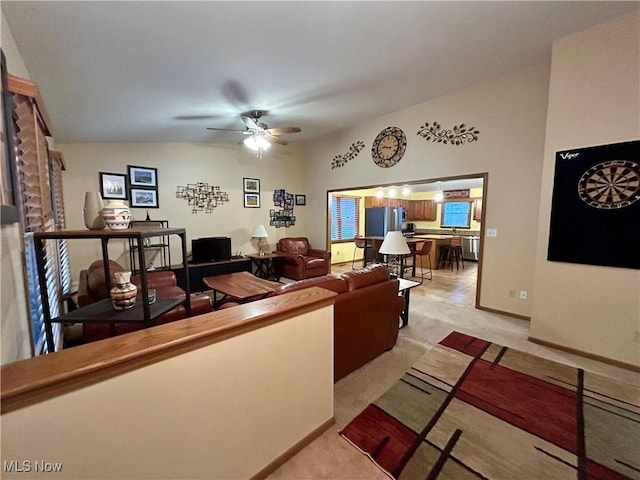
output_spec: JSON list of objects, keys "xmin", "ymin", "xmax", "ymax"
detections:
[
  {"xmin": 110, "ymin": 271, "xmax": 137, "ymax": 310},
  {"xmin": 101, "ymin": 200, "xmax": 131, "ymax": 230},
  {"xmin": 83, "ymin": 192, "xmax": 106, "ymax": 230}
]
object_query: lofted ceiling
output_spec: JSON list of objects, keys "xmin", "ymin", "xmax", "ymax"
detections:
[{"xmin": 2, "ymin": 1, "xmax": 637, "ymax": 145}]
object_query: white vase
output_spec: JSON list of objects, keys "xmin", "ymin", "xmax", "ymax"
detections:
[
  {"xmin": 101, "ymin": 200, "xmax": 131, "ymax": 230},
  {"xmin": 83, "ymin": 192, "xmax": 106, "ymax": 230},
  {"xmin": 110, "ymin": 271, "xmax": 137, "ymax": 310}
]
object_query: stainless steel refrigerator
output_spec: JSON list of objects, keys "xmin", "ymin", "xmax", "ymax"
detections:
[{"xmin": 364, "ymin": 207, "xmax": 403, "ymax": 237}]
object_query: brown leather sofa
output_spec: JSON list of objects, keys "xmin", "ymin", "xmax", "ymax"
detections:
[
  {"xmin": 273, "ymin": 264, "xmax": 404, "ymax": 381},
  {"xmin": 275, "ymin": 237, "xmax": 331, "ymax": 280},
  {"xmin": 78, "ymin": 260, "xmax": 212, "ymax": 343}
]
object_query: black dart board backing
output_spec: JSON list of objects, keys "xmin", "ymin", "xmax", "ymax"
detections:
[{"xmin": 548, "ymin": 139, "xmax": 639, "ymax": 269}]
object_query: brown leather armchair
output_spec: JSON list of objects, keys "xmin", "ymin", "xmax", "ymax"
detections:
[
  {"xmin": 275, "ymin": 237, "xmax": 331, "ymax": 280},
  {"xmin": 78, "ymin": 260, "xmax": 212, "ymax": 343}
]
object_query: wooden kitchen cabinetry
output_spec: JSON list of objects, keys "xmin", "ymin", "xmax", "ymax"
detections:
[
  {"xmin": 364, "ymin": 197, "xmax": 436, "ymax": 221},
  {"xmin": 473, "ymin": 198, "xmax": 483, "ymax": 221}
]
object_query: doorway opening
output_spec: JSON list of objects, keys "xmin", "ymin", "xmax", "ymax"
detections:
[{"xmin": 326, "ymin": 172, "xmax": 487, "ymax": 308}]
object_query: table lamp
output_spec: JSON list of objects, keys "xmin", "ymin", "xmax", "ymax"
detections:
[
  {"xmin": 252, "ymin": 224, "xmax": 269, "ymax": 256},
  {"xmin": 378, "ymin": 231, "xmax": 410, "ymax": 277}
]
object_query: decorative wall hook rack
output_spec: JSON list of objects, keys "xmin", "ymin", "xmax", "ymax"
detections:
[{"xmin": 175, "ymin": 182, "xmax": 229, "ymax": 213}]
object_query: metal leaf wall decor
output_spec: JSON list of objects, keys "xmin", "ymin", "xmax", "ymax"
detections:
[
  {"xmin": 175, "ymin": 182, "xmax": 229, "ymax": 213},
  {"xmin": 331, "ymin": 140, "xmax": 365, "ymax": 169},
  {"xmin": 416, "ymin": 122, "xmax": 479, "ymax": 145}
]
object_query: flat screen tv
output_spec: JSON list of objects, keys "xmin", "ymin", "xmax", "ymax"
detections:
[
  {"xmin": 191, "ymin": 237, "xmax": 232, "ymax": 264},
  {"xmin": 441, "ymin": 201, "xmax": 472, "ymax": 229}
]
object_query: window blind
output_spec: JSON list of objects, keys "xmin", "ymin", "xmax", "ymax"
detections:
[{"xmin": 331, "ymin": 195, "xmax": 360, "ymax": 241}]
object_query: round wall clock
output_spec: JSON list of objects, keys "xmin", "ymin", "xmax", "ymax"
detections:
[
  {"xmin": 577, "ymin": 160, "xmax": 640, "ymax": 209},
  {"xmin": 371, "ymin": 126, "xmax": 407, "ymax": 168}
]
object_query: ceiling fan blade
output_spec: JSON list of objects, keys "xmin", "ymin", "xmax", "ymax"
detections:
[
  {"xmin": 241, "ymin": 115, "xmax": 260, "ymax": 130},
  {"xmin": 266, "ymin": 135, "xmax": 288, "ymax": 146},
  {"xmin": 265, "ymin": 127, "xmax": 301, "ymax": 135},
  {"xmin": 206, "ymin": 127, "xmax": 246, "ymax": 132}
]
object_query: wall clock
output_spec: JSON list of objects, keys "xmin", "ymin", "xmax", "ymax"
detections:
[{"xmin": 371, "ymin": 126, "xmax": 407, "ymax": 168}]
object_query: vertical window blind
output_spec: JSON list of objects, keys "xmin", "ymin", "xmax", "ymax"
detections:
[{"xmin": 331, "ymin": 195, "xmax": 360, "ymax": 241}]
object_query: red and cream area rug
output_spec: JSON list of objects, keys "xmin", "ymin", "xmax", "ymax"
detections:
[{"xmin": 340, "ymin": 331, "xmax": 640, "ymax": 480}]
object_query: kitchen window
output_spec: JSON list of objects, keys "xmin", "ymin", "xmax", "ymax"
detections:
[{"xmin": 331, "ymin": 195, "xmax": 360, "ymax": 241}]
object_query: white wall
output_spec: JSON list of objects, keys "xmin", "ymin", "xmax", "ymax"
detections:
[
  {"xmin": 304, "ymin": 64, "xmax": 550, "ymax": 317},
  {"xmin": 1, "ymin": 12, "xmax": 31, "ymax": 364},
  {"xmin": 530, "ymin": 12, "xmax": 640, "ymax": 367},
  {"xmin": 1, "ymin": 304, "xmax": 335, "ymax": 479},
  {"xmin": 59, "ymin": 142, "xmax": 309, "ymax": 279}
]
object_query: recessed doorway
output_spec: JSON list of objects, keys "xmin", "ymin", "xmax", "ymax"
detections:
[{"xmin": 326, "ymin": 173, "xmax": 487, "ymax": 308}]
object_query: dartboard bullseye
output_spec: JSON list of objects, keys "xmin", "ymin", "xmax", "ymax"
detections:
[{"xmin": 578, "ymin": 160, "xmax": 640, "ymax": 209}]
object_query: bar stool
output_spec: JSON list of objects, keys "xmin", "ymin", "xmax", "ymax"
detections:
[
  {"xmin": 416, "ymin": 240, "xmax": 433, "ymax": 283},
  {"xmin": 352, "ymin": 237, "xmax": 366, "ymax": 269},
  {"xmin": 438, "ymin": 237, "xmax": 464, "ymax": 271}
]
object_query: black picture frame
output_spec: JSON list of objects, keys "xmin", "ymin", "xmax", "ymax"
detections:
[
  {"xmin": 295, "ymin": 194, "xmax": 306, "ymax": 206},
  {"xmin": 130, "ymin": 188, "xmax": 159, "ymax": 208},
  {"xmin": 99, "ymin": 172, "xmax": 128, "ymax": 200},
  {"xmin": 244, "ymin": 193, "xmax": 260, "ymax": 208},
  {"xmin": 1, "ymin": 49, "xmax": 19, "ymax": 224},
  {"xmin": 128, "ymin": 165, "xmax": 158, "ymax": 188},
  {"xmin": 243, "ymin": 177, "xmax": 260, "ymax": 193}
]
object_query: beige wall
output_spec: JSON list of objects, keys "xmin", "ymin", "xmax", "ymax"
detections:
[
  {"xmin": 1, "ymin": 13, "xmax": 31, "ymax": 364},
  {"xmin": 1, "ymin": 305, "xmax": 334, "ymax": 479},
  {"xmin": 530, "ymin": 13, "xmax": 640, "ymax": 366},
  {"xmin": 305, "ymin": 64, "xmax": 549, "ymax": 317},
  {"xmin": 59, "ymin": 142, "xmax": 309, "ymax": 280}
]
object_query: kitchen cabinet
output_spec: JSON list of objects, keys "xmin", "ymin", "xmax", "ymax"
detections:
[
  {"xmin": 364, "ymin": 197, "xmax": 436, "ymax": 221},
  {"xmin": 473, "ymin": 198, "xmax": 483, "ymax": 221}
]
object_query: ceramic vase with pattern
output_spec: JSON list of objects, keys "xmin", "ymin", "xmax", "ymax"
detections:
[
  {"xmin": 101, "ymin": 200, "xmax": 131, "ymax": 230},
  {"xmin": 110, "ymin": 271, "xmax": 137, "ymax": 310},
  {"xmin": 83, "ymin": 192, "xmax": 106, "ymax": 230}
]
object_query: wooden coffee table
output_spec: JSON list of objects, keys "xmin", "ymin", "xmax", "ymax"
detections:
[{"xmin": 203, "ymin": 271, "xmax": 281, "ymax": 309}]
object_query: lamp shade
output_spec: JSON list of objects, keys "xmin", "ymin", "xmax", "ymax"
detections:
[
  {"xmin": 252, "ymin": 224, "xmax": 268, "ymax": 238},
  {"xmin": 378, "ymin": 231, "xmax": 410, "ymax": 255}
]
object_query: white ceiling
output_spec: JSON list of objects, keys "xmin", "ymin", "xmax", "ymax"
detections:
[{"xmin": 3, "ymin": 1, "xmax": 637, "ymax": 145}]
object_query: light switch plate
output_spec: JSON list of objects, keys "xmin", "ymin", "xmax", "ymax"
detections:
[{"xmin": 486, "ymin": 228, "xmax": 497, "ymax": 237}]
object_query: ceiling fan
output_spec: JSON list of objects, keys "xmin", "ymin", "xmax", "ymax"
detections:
[{"xmin": 206, "ymin": 110, "xmax": 301, "ymax": 157}]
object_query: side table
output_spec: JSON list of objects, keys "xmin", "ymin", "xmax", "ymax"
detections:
[
  {"xmin": 246, "ymin": 253, "xmax": 283, "ymax": 281},
  {"xmin": 398, "ymin": 278, "xmax": 421, "ymax": 328}
]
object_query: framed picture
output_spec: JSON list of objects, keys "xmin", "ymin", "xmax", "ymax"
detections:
[
  {"xmin": 99, "ymin": 172, "xmax": 128, "ymax": 200},
  {"xmin": 244, "ymin": 193, "xmax": 260, "ymax": 208},
  {"xmin": 128, "ymin": 165, "xmax": 158, "ymax": 188},
  {"xmin": 130, "ymin": 188, "xmax": 159, "ymax": 208},
  {"xmin": 295, "ymin": 194, "xmax": 306, "ymax": 206},
  {"xmin": 243, "ymin": 177, "xmax": 260, "ymax": 193}
]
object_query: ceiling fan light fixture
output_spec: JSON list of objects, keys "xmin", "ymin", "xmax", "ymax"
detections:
[{"xmin": 243, "ymin": 135, "xmax": 271, "ymax": 152}]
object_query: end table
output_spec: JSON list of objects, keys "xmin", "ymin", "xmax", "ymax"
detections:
[{"xmin": 246, "ymin": 253, "xmax": 284, "ymax": 281}]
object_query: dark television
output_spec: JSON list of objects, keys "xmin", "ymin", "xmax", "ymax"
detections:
[{"xmin": 191, "ymin": 237, "xmax": 232, "ymax": 264}]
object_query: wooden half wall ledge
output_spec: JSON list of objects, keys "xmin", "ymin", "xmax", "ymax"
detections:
[{"xmin": 0, "ymin": 287, "xmax": 337, "ymax": 414}]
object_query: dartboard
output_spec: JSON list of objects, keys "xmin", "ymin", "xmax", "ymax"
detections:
[{"xmin": 577, "ymin": 160, "xmax": 640, "ymax": 209}]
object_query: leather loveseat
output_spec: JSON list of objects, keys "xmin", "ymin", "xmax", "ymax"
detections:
[
  {"xmin": 273, "ymin": 264, "xmax": 405, "ymax": 381},
  {"xmin": 78, "ymin": 260, "xmax": 212, "ymax": 343},
  {"xmin": 275, "ymin": 237, "xmax": 331, "ymax": 280}
]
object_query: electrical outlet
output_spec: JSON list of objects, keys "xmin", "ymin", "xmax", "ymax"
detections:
[
  {"xmin": 519, "ymin": 290, "xmax": 528, "ymax": 300},
  {"xmin": 508, "ymin": 289, "xmax": 515, "ymax": 298}
]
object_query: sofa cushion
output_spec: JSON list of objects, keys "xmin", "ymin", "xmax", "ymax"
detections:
[
  {"xmin": 87, "ymin": 260, "xmax": 124, "ymax": 299},
  {"xmin": 340, "ymin": 264, "xmax": 390, "ymax": 291},
  {"xmin": 279, "ymin": 238, "xmax": 309, "ymax": 255},
  {"xmin": 276, "ymin": 275, "xmax": 348, "ymax": 295}
]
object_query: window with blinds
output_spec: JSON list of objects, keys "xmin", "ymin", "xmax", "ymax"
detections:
[
  {"xmin": 331, "ymin": 195, "xmax": 360, "ymax": 241},
  {"xmin": 9, "ymin": 81, "xmax": 64, "ymax": 355}
]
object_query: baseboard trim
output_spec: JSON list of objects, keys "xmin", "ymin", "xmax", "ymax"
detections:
[
  {"xmin": 476, "ymin": 305, "xmax": 531, "ymax": 321},
  {"xmin": 251, "ymin": 416, "xmax": 336, "ymax": 479},
  {"xmin": 528, "ymin": 336, "xmax": 640, "ymax": 373}
]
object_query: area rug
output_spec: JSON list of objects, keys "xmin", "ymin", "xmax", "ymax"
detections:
[{"xmin": 340, "ymin": 331, "xmax": 640, "ymax": 480}]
